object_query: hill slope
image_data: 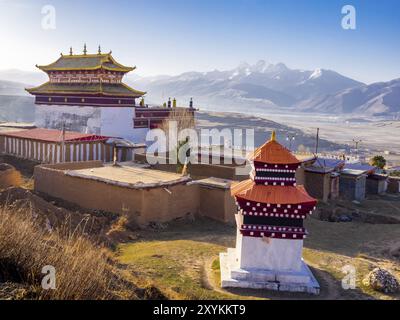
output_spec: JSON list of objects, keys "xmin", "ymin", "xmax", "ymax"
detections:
[{"xmin": 297, "ymin": 78, "xmax": 400, "ymax": 116}]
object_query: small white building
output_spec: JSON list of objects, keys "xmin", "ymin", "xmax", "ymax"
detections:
[{"xmin": 220, "ymin": 132, "xmax": 320, "ymax": 294}]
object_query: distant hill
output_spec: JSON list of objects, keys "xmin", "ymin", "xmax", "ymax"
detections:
[
  {"xmin": 0, "ymin": 95, "xmax": 35, "ymax": 122},
  {"xmin": 296, "ymin": 78, "xmax": 400, "ymax": 116},
  {"xmin": 0, "ymin": 78, "xmax": 35, "ymax": 122},
  {"xmin": 0, "ymin": 69, "xmax": 46, "ymax": 87},
  {"xmin": 0, "ymin": 80, "xmax": 31, "ymax": 96}
]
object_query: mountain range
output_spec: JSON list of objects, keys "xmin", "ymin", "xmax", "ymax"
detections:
[
  {"xmin": 0, "ymin": 61, "xmax": 399, "ymax": 118},
  {"xmin": 126, "ymin": 61, "xmax": 399, "ymax": 117}
]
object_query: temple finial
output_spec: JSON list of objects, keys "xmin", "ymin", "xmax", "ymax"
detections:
[
  {"xmin": 270, "ymin": 130, "xmax": 276, "ymax": 141},
  {"xmin": 98, "ymin": 45, "xmax": 101, "ymax": 54},
  {"xmin": 83, "ymin": 43, "xmax": 87, "ymax": 55},
  {"xmin": 69, "ymin": 47, "xmax": 73, "ymax": 56}
]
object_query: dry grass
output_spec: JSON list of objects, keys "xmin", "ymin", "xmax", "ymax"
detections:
[{"xmin": 0, "ymin": 206, "xmax": 137, "ymax": 300}]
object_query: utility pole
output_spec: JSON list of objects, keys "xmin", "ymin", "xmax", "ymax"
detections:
[
  {"xmin": 61, "ymin": 121, "xmax": 66, "ymax": 162},
  {"xmin": 286, "ymin": 134, "xmax": 295, "ymax": 151},
  {"xmin": 352, "ymin": 139, "xmax": 362, "ymax": 155},
  {"xmin": 315, "ymin": 128, "xmax": 320, "ymax": 155}
]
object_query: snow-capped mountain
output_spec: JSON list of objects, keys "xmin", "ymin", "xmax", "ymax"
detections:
[
  {"xmin": 1, "ymin": 62, "xmax": 398, "ymax": 117},
  {"xmin": 127, "ymin": 60, "xmax": 364, "ymax": 111}
]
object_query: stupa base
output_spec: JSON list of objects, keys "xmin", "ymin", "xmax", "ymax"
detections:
[{"xmin": 219, "ymin": 249, "xmax": 320, "ymax": 295}]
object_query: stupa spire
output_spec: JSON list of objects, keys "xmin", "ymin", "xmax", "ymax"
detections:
[{"xmin": 270, "ymin": 130, "xmax": 276, "ymax": 141}]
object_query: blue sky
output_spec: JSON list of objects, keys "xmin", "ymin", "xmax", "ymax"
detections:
[{"xmin": 0, "ymin": 0, "xmax": 399, "ymax": 83}]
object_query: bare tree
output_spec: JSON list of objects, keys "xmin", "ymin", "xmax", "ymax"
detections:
[
  {"xmin": 160, "ymin": 107, "xmax": 195, "ymax": 133},
  {"xmin": 160, "ymin": 108, "xmax": 195, "ymax": 173}
]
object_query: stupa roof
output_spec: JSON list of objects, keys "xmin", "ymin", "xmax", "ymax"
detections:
[
  {"xmin": 231, "ymin": 179, "xmax": 317, "ymax": 205},
  {"xmin": 248, "ymin": 131, "xmax": 300, "ymax": 165}
]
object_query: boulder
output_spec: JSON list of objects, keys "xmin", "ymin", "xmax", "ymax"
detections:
[{"xmin": 363, "ymin": 268, "xmax": 399, "ymax": 293}]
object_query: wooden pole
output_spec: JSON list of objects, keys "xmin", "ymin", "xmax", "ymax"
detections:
[
  {"xmin": 61, "ymin": 121, "xmax": 66, "ymax": 162},
  {"xmin": 315, "ymin": 128, "xmax": 320, "ymax": 155}
]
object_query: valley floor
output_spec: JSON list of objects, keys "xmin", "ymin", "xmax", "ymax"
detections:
[{"xmin": 196, "ymin": 109, "xmax": 400, "ymax": 166}]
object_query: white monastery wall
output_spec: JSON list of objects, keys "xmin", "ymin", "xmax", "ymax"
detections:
[
  {"xmin": 100, "ymin": 107, "xmax": 136, "ymax": 142},
  {"xmin": 35, "ymin": 105, "xmax": 150, "ymax": 143}
]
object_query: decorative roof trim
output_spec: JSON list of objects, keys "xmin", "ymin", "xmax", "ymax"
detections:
[
  {"xmin": 25, "ymin": 82, "xmax": 146, "ymax": 97},
  {"xmin": 36, "ymin": 53, "xmax": 135, "ymax": 72}
]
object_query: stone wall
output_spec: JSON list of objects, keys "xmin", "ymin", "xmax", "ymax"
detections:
[
  {"xmin": 196, "ymin": 179, "xmax": 237, "ymax": 224},
  {"xmin": 296, "ymin": 168, "xmax": 331, "ymax": 202},
  {"xmin": 339, "ymin": 174, "xmax": 366, "ymax": 201},
  {"xmin": 366, "ymin": 175, "xmax": 388, "ymax": 195},
  {"xmin": 387, "ymin": 177, "xmax": 400, "ymax": 194},
  {"xmin": 34, "ymin": 161, "xmax": 236, "ymax": 226}
]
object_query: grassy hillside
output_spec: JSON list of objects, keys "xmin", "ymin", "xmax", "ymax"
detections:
[{"xmin": 117, "ymin": 209, "xmax": 400, "ymax": 300}]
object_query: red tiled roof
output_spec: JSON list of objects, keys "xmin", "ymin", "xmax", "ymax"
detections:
[
  {"xmin": 0, "ymin": 128, "xmax": 109, "ymax": 143},
  {"xmin": 231, "ymin": 179, "xmax": 317, "ymax": 205},
  {"xmin": 248, "ymin": 139, "xmax": 300, "ymax": 165}
]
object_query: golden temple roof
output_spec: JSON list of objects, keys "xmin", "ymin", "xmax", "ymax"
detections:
[{"xmin": 37, "ymin": 52, "xmax": 135, "ymax": 73}]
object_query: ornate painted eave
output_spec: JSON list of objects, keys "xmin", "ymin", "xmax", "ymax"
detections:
[{"xmin": 25, "ymin": 81, "xmax": 146, "ymax": 97}]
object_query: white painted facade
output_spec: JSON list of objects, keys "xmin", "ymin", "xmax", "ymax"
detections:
[
  {"xmin": 35, "ymin": 104, "xmax": 149, "ymax": 143},
  {"xmin": 1, "ymin": 135, "xmax": 107, "ymax": 163},
  {"xmin": 220, "ymin": 216, "xmax": 320, "ymax": 294},
  {"xmin": 235, "ymin": 230, "xmax": 303, "ymax": 271}
]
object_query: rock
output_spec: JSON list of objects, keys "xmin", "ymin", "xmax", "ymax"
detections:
[
  {"xmin": 363, "ymin": 268, "xmax": 399, "ymax": 293},
  {"xmin": 338, "ymin": 214, "xmax": 352, "ymax": 222},
  {"xmin": 148, "ymin": 221, "xmax": 168, "ymax": 230}
]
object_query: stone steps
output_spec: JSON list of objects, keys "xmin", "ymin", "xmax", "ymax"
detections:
[{"xmin": 219, "ymin": 250, "xmax": 320, "ymax": 295}]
